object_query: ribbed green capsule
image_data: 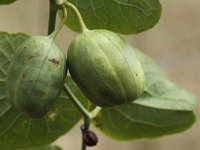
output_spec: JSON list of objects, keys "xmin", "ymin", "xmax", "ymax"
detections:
[
  {"xmin": 67, "ymin": 29, "xmax": 145, "ymax": 107},
  {"xmin": 6, "ymin": 36, "xmax": 66, "ymax": 118}
]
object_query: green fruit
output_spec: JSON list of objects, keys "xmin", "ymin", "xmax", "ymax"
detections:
[
  {"xmin": 6, "ymin": 36, "xmax": 66, "ymax": 118},
  {"xmin": 67, "ymin": 29, "xmax": 145, "ymax": 107}
]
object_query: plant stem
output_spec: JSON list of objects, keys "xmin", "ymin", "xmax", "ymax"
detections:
[
  {"xmin": 63, "ymin": 83, "xmax": 102, "ymax": 119},
  {"xmin": 63, "ymin": 83, "xmax": 101, "ymax": 150},
  {"xmin": 63, "ymin": 83, "xmax": 92, "ymax": 118},
  {"xmin": 64, "ymin": 2, "xmax": 88, "ymax": 32},
  {"xmin": 82, "ymin": 139, "xmax": 87, "ymax": 150},
  {"xmin": 48, "ymin": 0, "xmax": 58, "ymax": 35},
  {"xmin": 81, "ymin": 117, "xmax": 90, "ymax": 150},
  {"xmin": 49, "ymin": 6, "xmax": 67, "ymax": 39}
]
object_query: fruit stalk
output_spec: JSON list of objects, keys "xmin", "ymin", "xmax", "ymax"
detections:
[
  {"xmin": 63, "ymin": 83, "xmax": 92, "ymax": 119},
  {"xmin": 63, "ymin": 83, "xmax": 102, "ymax": 119},
  {"xmin": 64, "ymin": 2, "xmax": 88, "ymax": 32}
]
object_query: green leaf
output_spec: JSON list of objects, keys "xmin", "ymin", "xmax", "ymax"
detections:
[
  {"xmin": 23, "ymin": 145, "xmax": 62, "ymax": 150},
  {"xmin": 94, "ymin": 105, "xmax": 195, "ymax": 140},
  {"xmin": 63, "ymin": 75, "xmax": 196, "ymax": 141},
  {"xmin": 64, "ymin": 77, "xmax": 196, "ymax": 140},
  {"xmin": 92, "ymin": 47, "xmax": 196, "ymax": 140},
  {"xmin": 65, "ymin": 0, "xmax": 162, "ymax": 34},
  {"xmin": 0, "ymin": 0, "xmax": 17, "ymax": 5},
  {"xmin": 0, "ymin": 32, "xmax": 88, "ymax": 150},
  {"xmin": 134, "ymin": 49, "xmax": 196, "ymax": 111}
]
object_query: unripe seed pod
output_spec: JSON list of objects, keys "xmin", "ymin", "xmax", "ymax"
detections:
[
  {"xmin": 6, "ymin": 36, "xmax": 66, "ymax": 118},
  {"xmin": 67, "ymin": 29, "xmax": 145, "ymax": 107}
]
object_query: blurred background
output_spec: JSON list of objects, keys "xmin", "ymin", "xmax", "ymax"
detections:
[{"xmin": 0, "ymin": 0, "xmax": 199, "ymax": 150}]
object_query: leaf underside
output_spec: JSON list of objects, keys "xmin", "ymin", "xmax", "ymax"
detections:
[{"xmin": 94, "ymin": 104, "xmax": 195, "ymax": 140}]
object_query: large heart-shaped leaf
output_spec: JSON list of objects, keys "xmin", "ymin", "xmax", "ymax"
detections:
[
  {"xmin": 0, "ymin": 32, "xmax": 89, "ymax": 150},
  {"xmin": 65, "ymin": 0, "xmax": 162, "ymax": 34},
  {"xmin": 92, "ymin": 47, "xmax": 196, "ymax": 140},
  {"xmin": 65, "ymin": 73, "xmax": 196, "ymax": 141},
  {"xmin": 94, "ymin": 104, "xmax": 195, "ymax": 140}
]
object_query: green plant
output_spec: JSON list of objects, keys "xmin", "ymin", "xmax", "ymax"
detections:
[{"xmin": 0, "ymin": 0, "xmax": 196, "ymax": 150}]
